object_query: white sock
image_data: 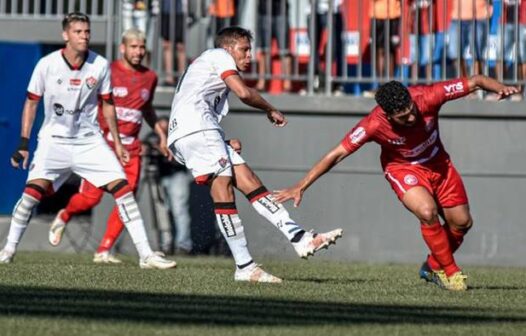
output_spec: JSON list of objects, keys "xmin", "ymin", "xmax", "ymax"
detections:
[
  {"xmin": 249, "ymin": 190, "xmax": 304, "ymax": 241},
  {"xmin": 5, "ymin": 192, "xmax": 40, "ymax": 252},
  {"xmin": 215, "ymin": 209, "xmax": 253, "ymax": 268},
  {"xmin": 114, "ymin": 191, "xmax": 153, "ymax": 259}
]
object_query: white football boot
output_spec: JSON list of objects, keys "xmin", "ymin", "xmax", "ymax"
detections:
[
  {"xmin": 93, "ymin": 251, "xmax": 123, "ymax": 264},
  {"xmin": 234, "ymin": 264, "xmax": 283, "ymax": 283},
  {"xmin": 0, "ymin": 248, "xmax": 15, "ymax": 264},
  {"xmin": 49, "ymin": 209, "xmax": 67, "ymax": 246},
  {"xmin": 293, "ymin": 228, "xmax": 343, "ymax": 259},
  {"xmin": 139, "ymin": 253, "xmax": 177, "ymax": 269}
]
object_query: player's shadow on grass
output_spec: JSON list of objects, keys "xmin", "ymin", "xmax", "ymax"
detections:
[{"xmin": 0, "ymin": 285, "xmax": 525, "ymax": 326}]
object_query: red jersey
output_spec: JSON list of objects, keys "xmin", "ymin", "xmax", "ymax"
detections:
[
  {"xmin": 98, "ymin": 60, "xmax": 158, "ymax": 156},
  {"xmin": 341, "ymin": 78, "xmax": 470, "ymax": 170}
]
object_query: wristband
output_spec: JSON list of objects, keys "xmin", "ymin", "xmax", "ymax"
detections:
[{"xmin": 18, "ymin": 137, "xmax": 29, "ymax": 151}]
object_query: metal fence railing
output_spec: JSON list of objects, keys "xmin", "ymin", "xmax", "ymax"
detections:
[{"xmin": 1, "ymin": 0, "xmax": 525, "ymax": 100}]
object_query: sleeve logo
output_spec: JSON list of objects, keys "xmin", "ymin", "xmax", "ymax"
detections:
[
  {"xmin": 404, "ymin": 174, "xmax": 418, "ymax": 186},
  {"xmin": 443, "ymin": 82, "xmax": 464, "ymax": 96},
  {"xmin": 349, "ymin": 127, "xmax": 366, "ymax": 144},
  {"xmin": 86, "ymin": 76, "xmax": 97, "ymax": 89}
]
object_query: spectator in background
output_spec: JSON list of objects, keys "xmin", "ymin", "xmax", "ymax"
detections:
[
  {"xmin": 447, "ymin": 0, "xmax": 492, "ymax": 78},
  {"xmin": 122, "ymin": 0, "xmax": 148, "ymax": 33},
  {"xmin": 370, "ymin": 0, "xmax": 401, "ymax": 81},
  {"xmin": 409, "ymin": 0, "xmax": 435, "ymax": 81},
  {"xmin": 491, "ymin": 0, "xmax": 523, "ymax": 101},
  {"xmin": 209, "ymin": 0, "xmax": 236, "ymax": 33},
  {"xmin": 255, "ymin": 0, "xmax": 292, "ymax": 92},
  {"xmin": 161, "ymin": 0, "xmax": 187, "ymax": 86},
  {"xmin": 144, "ymin": 117, "xmax": 193, "ymax": 255},
  {"xmin": 307, "ymin": 0, "xmax": 345, "ymax": 94}
]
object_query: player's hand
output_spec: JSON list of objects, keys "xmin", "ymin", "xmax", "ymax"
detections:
[
  {"xmin": 267, "ymin": 110, "xmax": 287, "ymax": 127},
  {"xmin": 157, "ymin": 138, "xmax": 173, "ymax": 161},
  {"xmin": 10, "ymin": 150, "xmax": 29, "ymax": 169},
  {"xmin": 228, "ymin": 138, "xmax": 242, "ymax": 154},
  {"xmin": 115, "ymin": 144, "xmax": 130, "ymax": 165},
  {"xmin": 496, "ymin": 85, "xmax": 521, "ymax": 100},
  {"xmin": 274, "ymin": 186, "xmax": 304, "ymax": 208}
]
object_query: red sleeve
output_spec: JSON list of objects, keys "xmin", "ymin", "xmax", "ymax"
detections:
[
  {"xmin": 340, "ymin": 115, "xmax": 377, "ymax": 154},
  {"xmin": 27, "ymin": 91, "xmax": 41, "ymax": 101},
  {"xmin": 98, "ymin": 93, "xmax": 113, "ymax": 103},
  {"xmin": 220, "ymin": 70, "xmax": 238, "ymax": 80},
  {"xmin": 426, "ymin": 78, "xmax": 470, "ymax": 106}
]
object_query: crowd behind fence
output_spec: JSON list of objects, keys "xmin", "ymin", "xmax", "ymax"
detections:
[{"xmin": 1, "ymin": 0, "xmax": 525, "ymax": 100}]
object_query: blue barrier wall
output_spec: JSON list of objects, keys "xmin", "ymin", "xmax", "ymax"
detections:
[{"xmin": 0, "ymin": 42, "xmax": 42, "ymax": 214}]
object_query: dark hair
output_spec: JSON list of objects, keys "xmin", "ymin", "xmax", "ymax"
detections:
[
  {"xmin": 375, "ymin": 81, "xmax": 412, "ymax": 115},
  {"xmin": 214, "ymin": 26, "xmax": 253, "ymax": 48},
  {"xmin": 62, "ymin": 12, "xmax": 90, "ymax": 30}
]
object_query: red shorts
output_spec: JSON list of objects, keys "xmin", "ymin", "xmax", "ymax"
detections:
[
  {"xmin": 384, "ymin": 160, "xmax": 468, "ymax": 208},
  {"xmin": 78, "ymin": 155, "xmax": 142, "ymax": 198}
]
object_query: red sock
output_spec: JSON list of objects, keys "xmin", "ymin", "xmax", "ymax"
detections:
[
  {"xmin": 427, "ymin": 225, "xmax": 468, "ymax": 271},
  {"xmin": 96, "ymin": 206, "xmax": 125, "ymax": 253},
  {"xmin": 62, "ymin": 193, "xmax": 101, "ymax": 223},
  {"xmin": 421, "ymin": 222, "xmax": 460, "ymax": 276}
]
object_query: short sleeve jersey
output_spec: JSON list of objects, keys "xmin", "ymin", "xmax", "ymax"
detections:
[
  {"xmin": 98, "ymin": 60, "xmax": 158, "ymax": 156},
  {"xmin": 27, "ymin": 49, "xmax": 111, "ymax": 142},
  {"xmin": 167, "ymin": 48, "xmax": 238, "ymax": 144},
  {"xmin": 341, "ymin": 78, "xmax": 470, "ymax": 170}
]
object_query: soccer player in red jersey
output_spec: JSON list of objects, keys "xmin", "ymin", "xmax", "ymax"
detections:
[
  {"xmin": 48, "ymin": 28, "xmax": 168, "ymax": 263},
  {"xmin": 275, "ymin": 75, "xmax": 519, "ymax": 291}
]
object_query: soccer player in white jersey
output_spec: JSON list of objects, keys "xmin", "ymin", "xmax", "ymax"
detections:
[
  {"xmin": 167, "ymin": 27, "xmax": 343, "ymax": 283},
  {"xmin": 0, "ymin": 12, "xmax": 176, "ymax": 269}
]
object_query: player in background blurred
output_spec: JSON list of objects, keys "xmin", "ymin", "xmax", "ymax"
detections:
[
  {"xmin": 0, "ymin": 14, "xmax": 175, "ymax": 269},
  {"xmin": 47, "ymin": 28, "xmax": 169, "ymax": 264},
  {"xmin": 275, "ymin": 75, "xmax": 519, "ymax": 291},
  {"xmin": 167, "ymin": 26, "xmax": 343, "ymax": 283}
]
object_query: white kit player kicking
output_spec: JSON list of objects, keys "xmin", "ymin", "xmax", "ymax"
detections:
[
  {"xmin": 167, "ymin": 27, "xmax": 343, "ymax": 283},
  {"xmin": 0, "ymin": 12, "xmax": 176, "ymax": 269}
]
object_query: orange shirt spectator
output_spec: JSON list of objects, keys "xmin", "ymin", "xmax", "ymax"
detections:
[
  {"xmin": 450, "ymin": 0, "xmax": 492, "ymax": 20},
  {"xmin": 209, "ymin": 0, "xmax": 235, "ymax": 18},
  {"xmin": 370, "ymin": 0, "xmax": 401, "ymax": 19}
]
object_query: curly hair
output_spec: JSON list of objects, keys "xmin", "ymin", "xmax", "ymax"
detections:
[
  {"xmin": 214, "ymin": 26, "xmax": 253, "ymax": 48},
  {"xmin": 375, "ymin": 81, "xmax": 412, "ymax": 116}
]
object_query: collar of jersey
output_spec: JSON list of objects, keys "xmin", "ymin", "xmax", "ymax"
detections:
[{"xmin": 61, "ymin": 48, "xmax": 88, "ymax": 71}]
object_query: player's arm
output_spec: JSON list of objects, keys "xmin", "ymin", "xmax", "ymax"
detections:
[
  {"xmin": 274, "ymin": 144, "xmax": 351, "ymax": 207},
  {"xmin": 143, "ymin": 103, "xmax": 170, "ymax": 158},
  {"xmin": 11, "ymin": 97, "xmax": 39, "ymax": 169},
  {"xmin": 467, "ymin": 75, "xmax": 520, "ymax": 100},
  {"xmin": 101, "ymin": 97, "xmax": 129, "ymax": 165},
  {"xmin": 224, "ymin": 74, "xmax": 287, "ymax": 127}
]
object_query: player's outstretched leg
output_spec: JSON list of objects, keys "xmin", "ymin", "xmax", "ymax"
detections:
[
  {"xmin": 49, "ymin": 181, "xmax": 103, "ymax": 246},
  {"xmin": 110, "ymin": 181, "xmax": 176, "ymax": 269},
  {"xmin": 1, "ymin": 184, "xmax": 45, "ymax": 263},
  {"xmin": 214, "ymin": 202, "xmax": 282, "ymax": 283},
  {"xmin": 92, "ymin": 207, "xmax": 124, "ymax": 264},
  {"xmin": 246, "ymin": 186, "xmax": 343, "ymax": 259}
]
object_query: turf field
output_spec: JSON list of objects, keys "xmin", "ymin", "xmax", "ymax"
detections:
[{"xmin": 0, "ymin": 252, "xmax": 525, "ymax": 336}]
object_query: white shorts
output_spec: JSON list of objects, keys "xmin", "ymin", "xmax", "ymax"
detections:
[
  {"xmin": 169, "ymin": 130, "xmax": 245, "ymax": 181},
  {"xmin": 27, "ymin": 136, "xmax": 126, "ymax": 190}
]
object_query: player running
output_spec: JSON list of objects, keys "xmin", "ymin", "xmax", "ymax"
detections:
[
  {"xmin": 47, "ymin": 28, "xmax": 167, "ymax": 264},
  {"xmin": 0, "ymin": 13, "xmax": 175, "ymax": 269},
  {"xmin": 167, "ymin": 27, "xmax": 343, "ymax": 283},
  {"xmin": 275, "ymin": 76, "xmax": 519, "ymax": 291}
]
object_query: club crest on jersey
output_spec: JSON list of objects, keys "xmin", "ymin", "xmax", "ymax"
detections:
[
  {"xmin": 85, "ymin": 76, "xmax": 97, "ymax": 89},
  {"xmin": 349, "ymin": 127, "xmax": 366, "ymax": 144},
  {"xmin": 113, "ymin": 87, "xmax": 128, "ymax": 97},
  {"xmin": 140, "ymin": 88, "xmax": 150, "ymax": 101},
  {"xmin": 404, "ymin": 174, "xmax": 418, "ymax": 186},
  {"xmin": 218, "ymin": 157, "xmax": 228, "ymax": 168}
]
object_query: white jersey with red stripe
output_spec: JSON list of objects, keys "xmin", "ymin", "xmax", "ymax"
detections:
[
  {"xmin": 167, "ymin": 48, "xmax": 239, "ymax": 145},
  {"xmin": 27, "ymin": 49, "xmax": 112, "ymax": 143}
]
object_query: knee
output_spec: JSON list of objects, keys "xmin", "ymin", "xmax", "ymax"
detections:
[
  {"xmin": 451, "ymin": 215, "xmax": 473, "ymax": 232},
  {"xmin": 415, "ymin": 204, "xmax": 438, "ymax": 224}
]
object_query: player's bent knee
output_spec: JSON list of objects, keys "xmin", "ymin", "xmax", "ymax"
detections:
[{"xmin": 415, "ymin": 205, "xmax": 438, "ymax": 223}]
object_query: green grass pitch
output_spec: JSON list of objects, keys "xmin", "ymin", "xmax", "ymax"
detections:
[{"xmin": 0, "ymin": 252, "xmax": 525, "ymax": 336}]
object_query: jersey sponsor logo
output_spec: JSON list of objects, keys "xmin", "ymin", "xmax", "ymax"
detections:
[
  {"xmin": 85, "ymin": 76, "xmax": 97, "ymax": 89},
  {"xmin": 69, "ymin": 78, "xmax": 81, "ymax": 86},
  {"xmin": 443, "ymin": 82, "xmax": 464, "ymax": 96},
  {"xmin": 404, "ymin": 174, "xmax": 418, "ymax": 186},
  {"xmin": 53, "ymin": 103, "xmax": 82, "ymax": 116},
  {"xmin": 388, "ymin": 137, "xmax": 406, "ymax": 145},
  {"xmin": 140, "ymin": 88, "xmax": 150, "ymax": 101},
  {"xmin": 400, "ymin": 130, "xmax": 438, "ymax": 158},
  {"xmin": 168, "ymin": 118, "xmax": 177, "ymax": 132},
  {"xmin": 349, "ymin": 127, "xmax": 366, "ymax": 144},
  {"xmin": 115, "ymin": 107, "xmax": 142, "ymax": 123},
  {"xmin": 113, "ymin": 86, "xmax": 128, "ymax": 97}
]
